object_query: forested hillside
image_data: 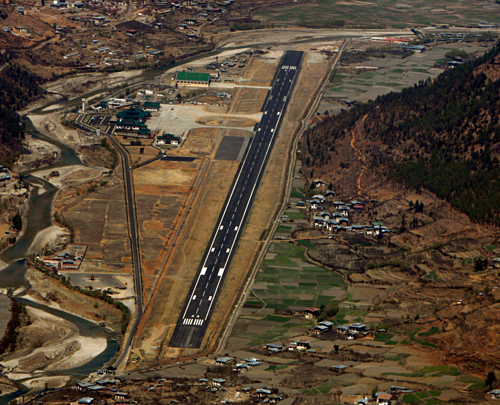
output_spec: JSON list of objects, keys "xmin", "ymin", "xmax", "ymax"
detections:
[
  {"xmin": 0, "ymin": 54, "xmax": 42, "ymax": 166},
  {"xmin": 300, "ymin": 44, "xmax": 500, "ymax": 225}
]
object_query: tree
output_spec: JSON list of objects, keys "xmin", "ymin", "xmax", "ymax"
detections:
[
  {"xmin": 400, "ymin": 213, "xmax": 406, "ymax": 232},
  {"xmin": 333, "ymin": 344, "xmax": 339, "ymax": 353},
  {"xmin": 12, "ymin": 213, "xmax": 22, "ymax": 231},
  {"xmin": 486, "ymin": 371, "xmax": 496, "ymax": 389}
]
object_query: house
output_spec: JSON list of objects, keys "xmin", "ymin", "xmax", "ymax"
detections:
[
  {"xmin": 296, "ymin": 201, "xmax": 306, "ymax": 207},
  {"xmin": 296, "ymin": 340, "xmax": 311, "ymax": 350},
  {"xmin": 490, "ymin": 389, "xmax": 500, "ymax": 399},
  {"xmin": 332, "ymin": 365, "xmax": 347, "ymax": 372},
  {"xmin": 235, "ymin": 363, "xmax": 249, "ymax": 372},
  {"xmin": 326, "ymin": 219, "xmax": 338, "ymax": 232},
  {"xmin": 304, "ymin": 308, "xmax": 321, "ymax": 319},
  {"xmin": 319, "ymin": 211, "xmax": 330, "ymax": 220},
  {"xmin": 318, "ymin": 320, "xmax": 334, "ymax": 329},
  {"xmin": 312, "ymin": 194, "xmax": 325, "ymax": 202},
  {"xmin": 63, "ymin": 52, "xmax": 79, "ymax": 59},
  {"xmin": 17, "ymin": 6, "xmax": 25, "ymax": 14},
  {"xmin": 175, "ymin": 71, "xmax": 210, "ymax": 87},
  {"xmin": 349, "ymin": 323, "xmax": 366, "ymax": 333},
  {"xmin": 77, "ymin": 382, "xmax": 95, "ymax": 390},
  {"xmin": 314, "ymin": 325, "xmax": 329, "ymax": 334},
  {"xmin": 266, "ymin": 343, "xmax": 283, "ymax": 351},
  {"xmin": 143, "ymin": 101, "xmax": 161, "ymax": 111},
  {"xmin": 311, "ymin": 179, "xmax": 327, "ymax": 188},
  {"xmin": 199, "ymin": 378, "xmax": 208, "ymax": 384},
  {"xmin": 126, "ymin": 29, "xmax": 139, "ymax": 36},
  {"xmin": 87, "ymin": 385, "xmax": 105, "ymax": 392},
  {"xmin": 313, "ymin": 217, "xmax": 325, "ymax": 227},
  {"xmin": 255, "ymin": 388, "xmax": 272, "ymax": 397},
  {"xmin": 212, "ymin": 378, "xmax": 227, "ymax": 386},
  {"xmin": 114, "ymin": 392, "xmax": 129, "ymax": 401},
  {"xmin": 376, "ymin": 392, "xmax": 392, "ymax": 405},
  {"xmin": 339, "ymin": 206, "xmax": 350, "ymax": 216},
  {"xmin": 78, "ymin": 398, "xmax": 94, "ymax": 405},
  {"xmin": 95, "ymin": 378, "xmax": 118, "ymax": 385},
  {"xmin": 215, "ymin": 357, "xmax": 234, "ymax": 365},
  {"xmin": 157, "ymin": 133, "xmax": 180, "ymax": 145}
]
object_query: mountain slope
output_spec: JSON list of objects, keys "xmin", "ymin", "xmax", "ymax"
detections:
[
  {"xmin": 0, "ymin": 54, "xmax": 42, "ymax": 166},
  {"xmin": 300, "ymin": 44, "xmax": 500, "ymax": 225}
]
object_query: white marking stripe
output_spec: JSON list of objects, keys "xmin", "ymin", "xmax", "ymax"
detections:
[
  {"xmin": 218, "ymin": 268, "xmax": 224, "ymax": 276},
  {"xmin": 201, "ymin": 267, "xmax": 207, "ymax": 275}
]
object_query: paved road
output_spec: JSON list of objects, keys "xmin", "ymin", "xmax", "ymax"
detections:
[
  {"xmin": 169, "ymin": 50, "xmax": 304, "ymax": 348},
  {"xmin": 105, "ymin": 132, "xmax": 144, "ymax": 367}
]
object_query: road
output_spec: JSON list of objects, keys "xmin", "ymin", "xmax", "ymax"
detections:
[
  {"xmin": 169, "ymin": 50, "xmax": 304, "ymax": 348},
  {"xmin": 105, "ymin": 131, "xmax": 144, "ymax": 367}
]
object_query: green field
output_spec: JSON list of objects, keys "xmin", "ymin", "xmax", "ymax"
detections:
[
  {"xmin": 252, "ymin": 242, "xmax": 347, "ymax": 308},
  {"xmin": 255, "ymin": 0, "xmax": 500, "ymax": 27}
]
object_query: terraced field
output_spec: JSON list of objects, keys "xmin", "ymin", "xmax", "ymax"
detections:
[{"xmin": 248, "ymin": 242, "xmax": 348, "ymax": 309}]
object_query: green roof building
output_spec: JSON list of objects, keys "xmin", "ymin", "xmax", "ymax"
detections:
[
  {"xmin": 175, "ymin": 71, "xmax": 211, "ymax": 87},
  {"xmin": 116, "ymin": 107, "xmax": 151, "ymax": 122},
  {"xmin": 143, "ymin": 101, "xmax": 161, "ymax": 111}
]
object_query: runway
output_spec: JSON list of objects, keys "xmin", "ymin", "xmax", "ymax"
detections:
[{"xmin": 169, "ymin": 50, "xmax": 304, "ymax": 348}]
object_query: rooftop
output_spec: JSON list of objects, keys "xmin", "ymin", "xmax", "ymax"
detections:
[{"xmin": 176, "ymin": 71, "xmax": 210, "ymax": 82}]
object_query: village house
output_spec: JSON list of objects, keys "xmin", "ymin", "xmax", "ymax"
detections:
[
  {"xmin": 349, "ymin": 323, "xmax": 366, "ymax": 333},
  {"xmin": 319, "ymin": 320, "xmax": 334, "ymax": 329},
  {"xmin": 215, "ymin": 356, "xmax": 234, "ymax": 365},
  {"xmin": 212, "ymin": 378, "xmax": 227, "ymax": 386},
  {"xmin": 314, "ymin": 324, "xmax": 329, "ymax": 334},
  {"xmin": 296, "ymin": 340, "xmax": 311, "ymax": 350},
  {"xmin": 304, "ymin": 307, "xmax": 321, "ymax": 319},
  {"xmin": 376, "ymin": 392, "xmax": 392, "ymax": 405},
  {"xmin": 266, "ymin": 343, "xmax": 283, "ymax": 352},
  {"xmin": 234, "ymin": 363, "xmax": 249, "ymax": 372},
  {"xmin": 157, "ymin": 133, "xmax": 180, "ymax": 145},
  {"xmin": 255, "ymin": 388, "xmax": 272, "ymax": 397},
  {"xmin": 114, "ymin": 392, "xmax": 129, "ymax": 401}
]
